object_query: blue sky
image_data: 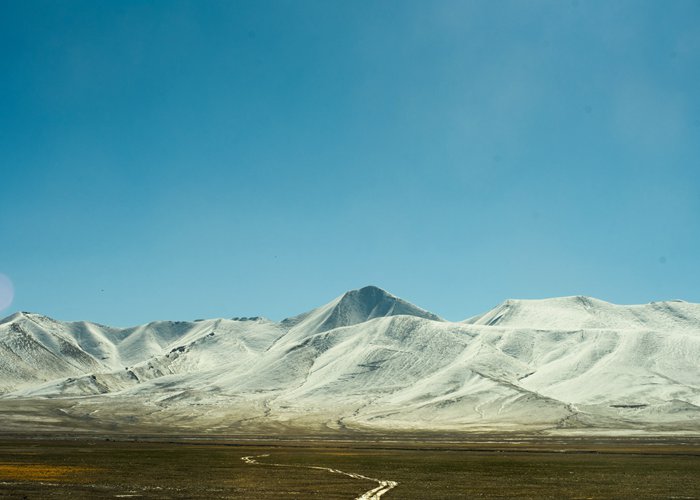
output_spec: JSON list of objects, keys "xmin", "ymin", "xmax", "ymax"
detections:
[{"xmin": 1, "ymin": 0, "xmax": 699, "ymax": 325}]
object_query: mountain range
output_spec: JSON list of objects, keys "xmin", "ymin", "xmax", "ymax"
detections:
[{"xmin": 1, "ymin": 286, "xmax": 699, "ymax": 435}]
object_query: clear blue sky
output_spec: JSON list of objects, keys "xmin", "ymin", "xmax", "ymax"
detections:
[{"xmin": 1, "ymin": 0, "xmax": 699, "ymax": 326}]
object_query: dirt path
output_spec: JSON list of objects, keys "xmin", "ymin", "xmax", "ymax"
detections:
[{"xmin": 241, "ymin": 454, "xmax": 398, "ymax": 499}]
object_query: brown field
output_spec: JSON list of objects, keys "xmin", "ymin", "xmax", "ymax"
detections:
[{"xmin": 0, "ymin": 434, "xmax": 698, "ymax": 498}]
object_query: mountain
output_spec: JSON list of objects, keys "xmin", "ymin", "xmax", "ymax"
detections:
[{"xmin": 1, "ymin": 287, "xmax": 699, "ymax": 435}]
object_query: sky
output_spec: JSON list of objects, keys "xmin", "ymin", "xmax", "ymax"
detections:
[{"xmin": 1, "ymin": 0, "xmax": 699, "ymax": 326}]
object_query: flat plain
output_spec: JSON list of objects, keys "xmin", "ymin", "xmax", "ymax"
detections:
[{"xmin": 0, "ymin": 434, "xmax": 698, "ymax": 499}]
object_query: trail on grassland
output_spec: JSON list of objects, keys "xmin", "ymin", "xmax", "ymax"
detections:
[{"xmin": 241, "ymin": 453, "xmax": 398, "ymax": 499}]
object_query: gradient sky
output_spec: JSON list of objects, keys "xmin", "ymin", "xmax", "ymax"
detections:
[{"xmin": 1, "ymin": 0, "xmax": 699, "ymax": 326}]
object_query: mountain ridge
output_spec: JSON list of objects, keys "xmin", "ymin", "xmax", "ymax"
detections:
[
  {"xmin": 1, "ymin": 286, "xmax": 699, "ymax": 435},
  {"xmin": 5, "ymin": 290, "xmax": 693, "ymax": 330}
]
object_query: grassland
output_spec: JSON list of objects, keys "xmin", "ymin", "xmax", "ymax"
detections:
[{"xmin": 0, "ymin": 435, "xmax": 698, "ymax": 498}]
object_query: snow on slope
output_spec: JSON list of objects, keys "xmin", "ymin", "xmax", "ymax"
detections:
[
  {"xmin": 1, "ymin": 288, "xmax": 699, "ymax": 434},
  {"xmin": 5, "ymin": 317, "xmax": 286, "ymax": 398},
  {"xmin": 0, "ymin": 312, "xmax": 284, "ymax": 394},
  {"xmin": 465, "ymin": 296, "xmax": 699, "ymax": 331},
  {"xmin": 0, "ymin": 312, "xmax": 108, "ymax": 392}
]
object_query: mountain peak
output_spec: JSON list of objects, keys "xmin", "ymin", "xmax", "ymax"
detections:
[
  {"xmin": 0, "ymin": 311, "xmax": 43, "ymax": 326},
  {"xmin": 339, "ymin": 285, "xmax": 395, "ymax": 303},
  {"xmin": 282, "ymin": 285, "xmax": 442, "ymax": 334}
]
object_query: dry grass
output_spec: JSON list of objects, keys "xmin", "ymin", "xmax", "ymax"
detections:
[
  {"xmin": 0, "ymin": 436, "xmax": 697, "ymax": 498},
  {"xmin": 0, "ymin": 463, "xmax": 96, "ymax": 482}
]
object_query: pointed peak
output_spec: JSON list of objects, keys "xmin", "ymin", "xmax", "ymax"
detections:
[
  {"xmin": 335, "ymin": 286, "xmax": 427, "ymax": 315},
  {"xmin": 0, "ymin": 311, "xmax": 45, "ymax": 324},
  {"xmin": 340, "ymin": 285, "xmax": 395, "ymax": 302},
  {"xmin": 0, "ymin": 311, "xmax": 24, "ymax": 325},
  {"xmin": 357, "ymin": 285, "xmax": 393, "ymax": 294},
  {"xmin": 0, "ymin": 312, "xmax": 59, "ymax": 334},
  {"xmin": 283, "ymin": 285, "xmax": 442, "ymax": 335}
]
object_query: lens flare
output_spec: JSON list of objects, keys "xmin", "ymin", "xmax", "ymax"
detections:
[{"xmin": 0, "ymin": 274, "xmax": 14, "ymax": 312}]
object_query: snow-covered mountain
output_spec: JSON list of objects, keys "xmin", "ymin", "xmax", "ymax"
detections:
[{"xmin": 1, "ymin": 286, "xmax": 699, "ymax": 435}]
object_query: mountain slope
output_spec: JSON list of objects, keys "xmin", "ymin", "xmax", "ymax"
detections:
[{"xmin": 0, "ymin": 313, "xmax": 109, "ymax": 392}]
